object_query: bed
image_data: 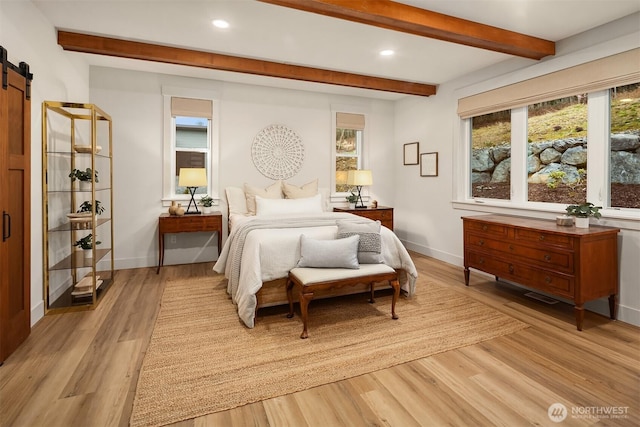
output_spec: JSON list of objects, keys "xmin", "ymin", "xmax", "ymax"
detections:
[{"xmin": 213, "ymin": 182, "xmax": 418, "ymax": 328}]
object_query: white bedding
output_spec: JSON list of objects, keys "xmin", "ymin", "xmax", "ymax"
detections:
[{"xmin": 213, "ymin": 212, "xmax": 418, "ymax": 328}]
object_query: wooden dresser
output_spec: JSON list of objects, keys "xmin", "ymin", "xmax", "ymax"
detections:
[
  {"xmin": 333, "ymin": 206, "xmax": 394, "ymax": 231},
  {"xmin": 462, "ymin": 214, "xmax": 620, "ymax": 330}
]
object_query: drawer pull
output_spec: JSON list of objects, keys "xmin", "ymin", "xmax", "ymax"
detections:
[
  {"xmin": 482, "ymin": 225, "xmax": 488, "ymax": 231},
  {"xmin": 508, "ymin": 264, "xmax": 514, "ymax": 273},
  {"xmin": 544, "ymin": 254, "xmax": 551, "ymax": 262},
  {"xmin": 479, "ymin": 258, "xmax": 485, "ymax": 265},
  {"xmin": 539, "ymin": 234, "xmax": 545, "ymax": 241},
  {"xmin": 509, "ymin": 244, "xmax": 514, "ymax": 251},
  {"xmin": 545, "ymin": 276, "xmax": 552, "ymax": 283},
  {"xmin": 478, "ymin": 239, "xmax": 485, "ymax": 246}
]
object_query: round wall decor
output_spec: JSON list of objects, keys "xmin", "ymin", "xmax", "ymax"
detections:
[{"xmin": 251, "ymin": 124, "xmax": 304, "ymax": 180}]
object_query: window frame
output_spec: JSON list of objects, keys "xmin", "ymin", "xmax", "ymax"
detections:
[
  {"xmin": 162, "ymin": 86, "xmax": 220, "ymax": 206},
  {"xmin": 330, "ymin": 106, "xmax": 369, "ymax": 202}
]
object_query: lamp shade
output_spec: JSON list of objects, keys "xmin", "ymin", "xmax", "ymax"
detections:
[
  {"xmin": 347, "ymin": 170, "xmax": 373, "ymax": 186},
  {"xmin": 178, "ymin": 168, "xmax": 207, "ymax": 187}
]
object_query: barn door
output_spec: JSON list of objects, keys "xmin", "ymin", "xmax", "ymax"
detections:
[{"xmin": 0, "ymin": 47, "xmax": 32, "ymax": 364}]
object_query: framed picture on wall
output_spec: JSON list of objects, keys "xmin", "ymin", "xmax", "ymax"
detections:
[
  {"xmin": 420, "ymin": 152, "xmax": 438, "ymax": 177},
  {"xmin": 403, "ymin": 142, "xmax": 419, "ymax": 165}
]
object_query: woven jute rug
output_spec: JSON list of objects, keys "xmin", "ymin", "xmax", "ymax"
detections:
[{"xmin": 130, "ymin": 275, "xmax": 528, "ymax": 426}]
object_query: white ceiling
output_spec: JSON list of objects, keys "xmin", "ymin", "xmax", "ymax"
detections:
[{"xmin": 33, "ymin": 0, "xmax": 640, "ymax": 100}]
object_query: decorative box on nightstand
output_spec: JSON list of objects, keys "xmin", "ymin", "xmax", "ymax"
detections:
[{"xmin": 333, "ymin": 206, "xmax": 394, "ymax": 231}]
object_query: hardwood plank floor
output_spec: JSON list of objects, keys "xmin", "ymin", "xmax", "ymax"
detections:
[{"xmin": 1, "ymin": 253, "xmax": 638, "ymax": 427}]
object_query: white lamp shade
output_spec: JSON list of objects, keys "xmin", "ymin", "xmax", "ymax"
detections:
[
  {"xmin": 347, "ymin": 170, "xmax": 373, "ymax": 186},
  {"xmin": 178, "ymin": 168, "xmax": 207, "ymax": 187}
]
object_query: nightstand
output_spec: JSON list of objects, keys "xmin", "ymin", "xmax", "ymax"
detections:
[
  {"xmin": 157, "ymin": 212, "xmax": 223, "ymax": 273},
  {"xmin": 333, "ymin": 206, "xmax": 394, "ymax": 231}
]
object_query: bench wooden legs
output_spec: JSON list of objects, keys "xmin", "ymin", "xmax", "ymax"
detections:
[{"xmin": 287, "ymin": 276, "xmax": 400, "ymax": 339}]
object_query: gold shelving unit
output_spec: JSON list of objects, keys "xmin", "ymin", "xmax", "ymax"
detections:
[{"xmin": 42, "ymin": 102, "xmax": 114, "ymax": 313}]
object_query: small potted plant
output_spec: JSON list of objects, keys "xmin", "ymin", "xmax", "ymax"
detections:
[
  {"xmin": 73, "ymin": 233, "xmax": 101, "ymax": 260},
  {"xmin": 345, "ymin": 192, "xmax": 358, "ymax": 209},
  {"xmin": 69, "ymin": 167, "xmax": 99, "ymax": 191},
  {"xmin": 78, "ymin": 200, "xmax": 105, "ymax": 216},
  {"xmin": 200, "ymin": 195, "xmax": 214, "ymax": 214},
  {"xmin": 565, "ymin": 202, "xmax": 601, "ymax": 228}
]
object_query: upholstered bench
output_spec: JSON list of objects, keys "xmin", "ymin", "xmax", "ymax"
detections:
[{"xmin": 286, "ymin": 264, "xmax": 400, "ymax": 339}]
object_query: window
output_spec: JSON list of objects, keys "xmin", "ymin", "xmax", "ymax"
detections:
[
  {"xmin": 470, "ymin": 110, "xmax": 511, "ymax": 200},
  {"xmin": 527, "ymin": 95, "xmax": 587, "ymax": 204},
  {"xmin": 334, "ymin": 112, "xmax": 365, "ymax": 194},
  {"xmin": 162, "ymin": 92, "xmax": 219, "ymax": 204},
  {"xmin": 609, "ymin": 83, "xmax": 640, "ymax": 209}
]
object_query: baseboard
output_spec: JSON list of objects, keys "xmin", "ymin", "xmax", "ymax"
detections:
[
  {"xmin": 31, "ymin": 300, "xmax": 44, "ymax": 327},
  {"xmin": 400, "ymin": 239, "xmax": 462, "ymax": 267}
]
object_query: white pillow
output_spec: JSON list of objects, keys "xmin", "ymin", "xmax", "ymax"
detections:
[
  {"xmin": 283, "ymin": 179, "xmax": 318, "ymax": 199},
  {"xmin": 255, "ymin": 193, "xmax": 323, "ymax": 216},
  {"xmin": 244, "ymin": 181, "xmax": 282, "ymax": 215},
  {"xmin": 225, "ymin": 187, "xmax": 248, "ymax": 215},
  {"xmin": 296, "ymin": 234, "xmax": 360, "ymax": 269}
]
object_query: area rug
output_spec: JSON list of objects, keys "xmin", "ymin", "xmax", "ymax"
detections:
[{"xmin": 130, "ymin": 276, "xmax": 528, "ymax": 426}]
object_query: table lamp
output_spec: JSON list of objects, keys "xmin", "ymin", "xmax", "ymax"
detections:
[
  {"xmin": 347, "ymin": 169, "xmax": 372, "ymax": 208},
  {"xmin": 178, "ymin": 168, "xmax": 207, "ymax": 214}
]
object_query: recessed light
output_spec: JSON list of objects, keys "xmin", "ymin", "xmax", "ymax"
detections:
[
  {"xmin": 379, "ymin": 49, "xmax": 395, "ymax": 56},
  {"xmin": 212, "ymin": 19, "xmax": 229, "ymax": 29}
]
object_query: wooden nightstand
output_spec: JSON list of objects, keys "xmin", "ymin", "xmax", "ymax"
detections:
[
  {"xmin": 333, "ymin": 206, "xmax": 394, "ymax": 231},
  {"xmin": 157, "ymin": 212, "xmax": 223, "ymax": 273}
]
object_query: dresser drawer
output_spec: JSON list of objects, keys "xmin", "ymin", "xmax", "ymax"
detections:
[
  {"xmin": 514, "ymin": 228, "xmax": 573, "ymax": 249},
  {"xmin": 465, "ymin": 233, "xmax": 574, "ymax": 273},
  {"xmin": 160, "ymin": 215, "xmax": 220, "ymax": 233},
  {"xmin": 464, "ymin": 220, "xmax": 508, "ymax": 238},
  {"xmin": 466, "ymin": 250, "xmax": 573, "ymax": 296}
]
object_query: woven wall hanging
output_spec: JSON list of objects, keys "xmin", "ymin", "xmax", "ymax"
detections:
[{"xmin": 251, "ymin": 124, "xmax": 304, "ymax": 180}]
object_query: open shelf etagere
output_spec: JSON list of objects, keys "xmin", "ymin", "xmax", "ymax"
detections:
[{"xmin": 42, "ymin": 101, "xmax": 114, "ymax": 314}]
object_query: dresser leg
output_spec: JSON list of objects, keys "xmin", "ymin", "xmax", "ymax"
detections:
[
  {"xmin": 464, "ymin": 267, "xmax": 470, "ymax": 286},
  {"xmin": 574, "ymin": 305, "xmax": 584, "ymax": 331},
  {"xmin": 609, "ymin": 294, "xmax": 617, "ymax": 320}
]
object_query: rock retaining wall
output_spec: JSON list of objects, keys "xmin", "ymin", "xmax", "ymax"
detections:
[{"xmin": 471, "ymin": 132, "xmax": 640, "ymax": 184}]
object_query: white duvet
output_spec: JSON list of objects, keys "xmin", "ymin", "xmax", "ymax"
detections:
[{"xmin": 213, "ymin": 212, "xmax": 418, "ymax": 328}]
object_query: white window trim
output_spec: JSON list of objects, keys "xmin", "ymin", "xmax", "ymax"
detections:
[
  {"xmin": 452, "ymin": 35, "xmax": 640, "ymax": 229},
  {"xmin": 161, "ymin": 86, "xmax": 220, "ymax": 207},
  {"xmin": 330, "ymin": 104, "xmax": 370, "ymax": 203}
]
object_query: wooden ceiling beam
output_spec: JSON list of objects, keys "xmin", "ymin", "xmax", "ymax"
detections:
[
  {"xmin": 258, "ymin": 0, "xmax": 555, "ymax": 60},
  {"xmin": 57, "ymin": 30, "xmax": 437, "ymax": 97}
]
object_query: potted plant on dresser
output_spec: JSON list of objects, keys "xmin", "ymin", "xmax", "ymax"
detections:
[
  {"xmin": 200, "ymin": 195, "xmax": 214, "ymax": 214},
  {"xmin": 565, "ymin": 202, "xmax": 602, "ymax": 228},
  {"xmin": 345, "ymin": 192, "xmax": 358, "ymax": 209}
]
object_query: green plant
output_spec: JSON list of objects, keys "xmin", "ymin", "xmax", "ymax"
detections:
[
  {"xmin": 345, "ymin": 192, "xmax": 358, "ymax": 203},
  {"xmin": 77, "ymin": 200, "xmax": 105, "ymax": 215},
  {"xmin": 199, "ymin": 195, "xmax": 214, "ymax": 207},
  {"xmin": 565, "ymin": 202, "xmax": 602, "ymax": 218},
  {"xmin": 72, "ymin": 233, "xmax": 101, "ymax": 250},
  {"xmin": 69, "ymin": 167, "xmax": 99, "ymax": 183},
  {"xmin": 546, "ymin": 170, "xmax": 566, "ymax": 189}
]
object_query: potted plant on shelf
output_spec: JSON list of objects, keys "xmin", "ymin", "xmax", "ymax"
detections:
[
  {"xmin": 565, "ymin": 202, "xmax": 602, "ymax": 228},
  {"xmin": 78, "ymin": 200, "xmax": 105, "ymax": 215},
  {"xmin": 69, "ymin": 167, "xmax": 99, "ymax": 191},
  {"xmin": 346, "ymin": 192, "xmax": 358, "ymax": 209},
  {"xmin": 200, "ymin": 195, "xmax": 214, "ymax": 214},
  {"xmin": 73, "ymin": 233, "xmax": 101, "ymax": 260}
]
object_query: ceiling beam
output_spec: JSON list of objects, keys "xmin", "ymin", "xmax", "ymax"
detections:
[
  {"xmin": 57, "ymin": 30, "xmax": 437, "ymax": 97},
  {"xmin": 258, "ymin": 0, "xmax": 555, "ymax": 60}
]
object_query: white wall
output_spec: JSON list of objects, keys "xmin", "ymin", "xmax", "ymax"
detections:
[
  {"xmin": 394, "ymin": 14, "xmax": 640, "ymax": 326},
  {"xmin": 1, "ymin": 1, "xmax": 90, "ymax": 325},
  {"xmin": 89, "ymin": 67, "xmax": 395, "ymax": 271}
]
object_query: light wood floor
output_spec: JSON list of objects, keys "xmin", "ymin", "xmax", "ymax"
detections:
[{"xmin": 1, "ymin": 253, "xmax": 638, "ymax": 427}]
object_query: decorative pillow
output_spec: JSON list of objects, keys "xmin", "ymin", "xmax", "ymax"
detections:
[
  {"xmin": 256, "ymin": 193, "xmax": 323, "ymax": 216},
  {"xmin": 283, "ymin": 179, "xmax": 318, "ymax": 199},
  {"xmin": 225, "ymin": 187, "xmax": 248, "ymax": 215},
  {"xmin": 296, "ymin": 234, "xmax": 360, "ymax": 269},
  {"xmin": 336, "ymin": 220, "xmax": 383, "ymax": 264},
  {"xmin": 244, "ymin": 181, "xmax": 282, "ymax": 215}
]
